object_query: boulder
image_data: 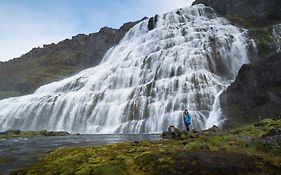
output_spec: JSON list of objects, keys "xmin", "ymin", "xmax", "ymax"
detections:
[
  {"xmin": 161, "ymin": 126, "xmax": 188, "ymax": 140},
  {"xmin": 221, "ymin": 53, "xmax": 281, "ymax": 128}
]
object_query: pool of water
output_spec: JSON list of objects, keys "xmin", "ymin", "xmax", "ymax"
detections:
[{"xmin": 0, "ymin": 134, "xmax": 160, "ymax": 174}]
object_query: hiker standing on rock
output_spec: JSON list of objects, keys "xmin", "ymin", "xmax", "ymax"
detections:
[{"xmin": 183, "ymin": 109, "xmax": 191, "ymax": 131}]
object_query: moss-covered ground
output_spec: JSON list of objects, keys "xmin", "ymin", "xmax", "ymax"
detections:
[
  {"xmin": 11, "ymin": 119, "xmax": 281, "ymax": 175},
  {"xmin": 0, "ymin": 130, "xmax": 70, "ymax": 139}
]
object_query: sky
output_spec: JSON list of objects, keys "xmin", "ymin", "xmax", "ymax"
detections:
[{"xmin": 0, "ymin": 0, "xmax": 194, "ymax": 62}]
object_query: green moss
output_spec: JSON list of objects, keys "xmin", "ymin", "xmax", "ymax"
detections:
[
  {"xmin": 0, "ymin": 90, "xmax": 21, "ymax": 99},
  {"xmin": 94, "ymin": 164, "xmax": 124, "ymax": 175},
  {"xmin": 0, "ymin": 157, "xmax": 13, "ymax": 164},
  {"xmin": 0, "ymin": 130, "xmax": 70, "ymax": 139},
  {"xmin": 226, "ymin": 15, "xmax": 256, "ymax": 28},
  {"xmin": 247, "ymin": 26, "xmax": 278, "ymax": 57},
  {"xmin": 12, "ymin": 119, "xmax": 281, "ymax": 175}
]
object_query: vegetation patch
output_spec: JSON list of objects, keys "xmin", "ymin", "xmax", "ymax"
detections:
[
  {"xmin": 0, "ymin": 130, "xmax": 70, "ymax": 139},
  {"xmin": 10, "ymin": 119, "xmax": 281, "ymax": 175},
  {"xmin": 0, "ymin": 157, "xmax": 13, "ymax": 164}
]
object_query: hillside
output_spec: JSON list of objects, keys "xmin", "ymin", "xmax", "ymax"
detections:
[{"xmin": 0, "ymin": 19, "xmax": 143, "ymax": 99}]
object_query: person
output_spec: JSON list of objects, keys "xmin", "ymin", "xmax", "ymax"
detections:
[{"xmin": 183, "ymin": 109, "xmax": 191, "ymax": 131}]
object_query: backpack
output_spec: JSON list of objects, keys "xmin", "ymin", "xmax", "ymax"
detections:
[{"xmin": 184, "ymin": 114, "xmax": 191, "ymax": 124}]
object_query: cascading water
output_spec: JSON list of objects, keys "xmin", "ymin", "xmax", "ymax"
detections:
[
  {"xmin": 0, "ymin": 5, "xmax": 250, "ymax": 133},
  {"xmin": 273, "ymin": 24, "xmax": 281, "ymax": 52}
]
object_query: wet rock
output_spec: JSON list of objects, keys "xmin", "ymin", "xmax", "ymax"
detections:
[
  {"xmin": 204, "ymin": 125, "xmax": 221, "ymax": 133},
  {"xmin": 161, "ymin": 126, "xmax": 187, "ymax": 140},
  {"xmin": 148, "ymin": 15, "xmax": 158, "ymax": 31},
  {"xmin": 263, "ymin": 126, "xmax": 281, "ymax": 137},
  {"xmin": 0, "ymin": 130, "xmax": 21, "ymax": 135},
  {"xmin": 221, "ymin": 53, "xmax": 281, "ymax": 128},
  {"xmin": 257, "ymin": 126, "xmax": 281, "ymax": 155},
  {"xmin": 39, "ymin": 130, "xmax": 70, "ymax": 136}
]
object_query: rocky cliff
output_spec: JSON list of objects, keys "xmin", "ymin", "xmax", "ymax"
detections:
[
  {"xmin": 193, "ymin": 0, "xmax": 281, "ymax": 27},
  {"xmin": 0, "ymin": 19, "xmax": 143, "ymax": 99},
  {"xmin": 193, "ymin": 0, "xmax": 281, "ymax": 127},
  {"xmin": 221, "ymin": 53, "xmax": 281, "ymax": 127},
  {"xmin": 193, "ymin": 0, "xmax": 281, "ymax": 59}
]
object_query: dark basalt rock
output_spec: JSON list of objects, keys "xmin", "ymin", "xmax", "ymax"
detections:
[
  {"xmin": 161, "ymin": 125, "xmax": 188, "ymax": 140},
  {"xmin": 221, "ymin": 52, "xmax": 281, "ymax": 128},
  {"xmin": 192, "ymin": 0, "xmax": 281, "ymax": 27},
  {"xmin": 148, "ymin": 15, "xmax": 158, "ymax": 31},
  {"xmin": 258, "ymin": 126, "xmax": 281, "ymax": 155}
]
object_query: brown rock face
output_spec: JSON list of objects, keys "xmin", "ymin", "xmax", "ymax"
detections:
[{"xmin": 0, "ymin": 19, "xmax": 144, "ymax": 99}]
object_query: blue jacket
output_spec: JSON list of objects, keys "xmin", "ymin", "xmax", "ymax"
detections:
[{"xmin": 184, "ymin": 113, "xmax": 191, "ymax": 124}]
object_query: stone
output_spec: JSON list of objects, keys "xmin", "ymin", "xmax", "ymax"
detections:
[{"xmin": 161, "ymin": 126, "xmax": 187, "ymax": 140}]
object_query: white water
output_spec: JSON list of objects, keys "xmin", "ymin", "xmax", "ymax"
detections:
[
  {"xmin": 0, "ymin": 5, "xmax": 250, "ymax": 133},
  {"xmin": 273, "ymin": 24, "xmax": 281, "ymax": 52}
]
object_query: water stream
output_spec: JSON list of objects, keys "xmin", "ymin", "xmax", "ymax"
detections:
[{"xmin": 0, "ymin": 5, "xmax": 250, "ymax": 133}]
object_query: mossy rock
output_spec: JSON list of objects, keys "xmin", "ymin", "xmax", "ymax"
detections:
[{"xmin": 0, "ymin": 130, "xmax": 70, "ymax": 139}]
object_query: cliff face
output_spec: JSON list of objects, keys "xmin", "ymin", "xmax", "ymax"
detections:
[
  {"xmin": 221, "ymin": 53, "xmax": 281, "ymax": 127},
  {"xmin": 0, "ymin": 19, "xmax": 143, "ymax": 99},
  {"xmin": 193, "ymin": 0, "xmax": 281, "ymax": 127},
  {"xmin": 193, "ymin": 0, "xmax": 281, "ymax": 59},
  {"xmin": 193, "ymin": 0, "xmax": 281, "ymax": 27}
]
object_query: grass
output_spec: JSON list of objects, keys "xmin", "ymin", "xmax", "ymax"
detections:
[
  {"xmin": 0, "ymin": 130, "xmax": 70, "ymax": 139},
  {"xmin": 0, "ymin": 90, "xmax": 21, "ymax": 99},
  {"xmin": 0, "ymin": 157, "xmax": 13, "ymax": 164}
]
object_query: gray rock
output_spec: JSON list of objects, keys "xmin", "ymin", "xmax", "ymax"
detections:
[
  {"xmin": 192, "ymin": 0, "xmax": 281, "ymax": 27},
  {"xmin": 221, "ymin": 53, "xmax": 281, "ymax": 128}
]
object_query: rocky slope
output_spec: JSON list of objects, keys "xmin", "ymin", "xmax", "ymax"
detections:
[{"xmin": 0, "ymin": 19, "xmax": 144, "ymax": 99}]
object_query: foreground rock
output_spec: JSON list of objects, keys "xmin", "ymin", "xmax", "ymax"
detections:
[
  {"xmin": 0, "ymin": 130, "xmax": 70, "ymax": 139},
  {"xmin": 11, "ymin": 119, "xmax": 281, "ymax": 175}
]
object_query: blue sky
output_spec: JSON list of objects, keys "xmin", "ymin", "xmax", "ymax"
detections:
[{"xmin": 0, "ymin": 0, "xmax": 194, "ymax": 61}]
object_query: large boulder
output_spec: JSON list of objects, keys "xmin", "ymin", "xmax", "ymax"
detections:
[{"xmin": 221, "ymin": 52, "xmax": 281, "ymax": 127}]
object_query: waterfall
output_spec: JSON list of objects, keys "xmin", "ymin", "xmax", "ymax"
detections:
[
  {"xmin": 273, "ymin": 24, "xmax": 281, "ymax": 52},
  {"xmin": 0, "ymin": 5, "xmax": 250, "ymax": 134}
]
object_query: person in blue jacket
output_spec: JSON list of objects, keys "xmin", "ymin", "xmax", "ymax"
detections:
[{"xmin": 183, "ymin": 109, "xmax": 191, "ymax": 131}]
